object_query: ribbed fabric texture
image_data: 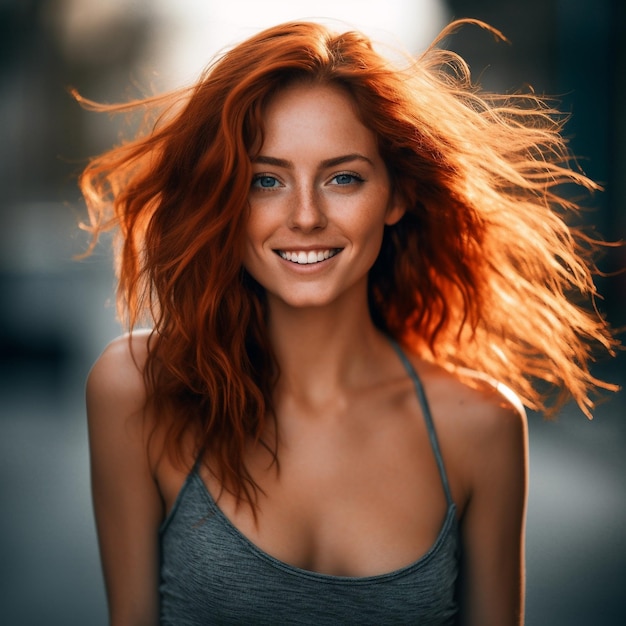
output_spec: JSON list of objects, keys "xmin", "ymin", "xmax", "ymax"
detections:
[{"xmin": 159, "ymin": 342, "xmax": 460, "ymax": 625}]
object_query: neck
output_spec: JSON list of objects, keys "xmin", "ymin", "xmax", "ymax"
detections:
[{"xmin": 266, "ymin": 287, "xmax": 390, "ymax": 408}]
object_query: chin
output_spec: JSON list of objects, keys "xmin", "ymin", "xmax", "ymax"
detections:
[
  {"xmin": 267, "ymin": 289, "xmax": 340, "ymax": 310},
  {"xmin": 276, "ymin": 297, "xmax": 335, "ymax": 310}
]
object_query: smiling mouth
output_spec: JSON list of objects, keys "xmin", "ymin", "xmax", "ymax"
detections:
[{"xmin": 276, "ymin": 249, "xmax": 342, "ymax": 265}]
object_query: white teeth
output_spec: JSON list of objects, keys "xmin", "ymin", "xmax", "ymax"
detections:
[{"xmin": 279, "ymin": 249, "xmax": 338, "ymax": 265}]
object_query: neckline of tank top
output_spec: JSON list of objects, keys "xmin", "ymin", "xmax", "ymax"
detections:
[{"xmin": 162, "ymin": 469, "xmax": 458, "ymax": 584}]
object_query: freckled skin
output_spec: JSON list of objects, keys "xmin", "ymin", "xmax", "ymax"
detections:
[{"xmin": 243, "ymin": 83, "xmax": 404, "ymax": 310}]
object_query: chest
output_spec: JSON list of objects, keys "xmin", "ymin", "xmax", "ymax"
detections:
[
  {"xmin": 159, "ymin": 470, "xmax": 460, "ymax": 625},
  {"xmin": 160, "ymin": 389, "xmax": 458, "ymax": 578}
]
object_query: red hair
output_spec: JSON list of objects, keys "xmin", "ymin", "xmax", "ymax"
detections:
[{"xmin": 76, "ymin": 20, "xmax": 619, "ymax": 505}]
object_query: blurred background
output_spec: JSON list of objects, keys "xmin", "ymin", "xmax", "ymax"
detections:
[{"xmin": 0, "ymin": 1, "xmax": 624, "ymax": 624}]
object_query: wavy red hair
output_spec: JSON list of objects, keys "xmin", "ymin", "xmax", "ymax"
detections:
[{"xmin": 76, "ymin": 20, "xmax": 619, "ymax": 506}]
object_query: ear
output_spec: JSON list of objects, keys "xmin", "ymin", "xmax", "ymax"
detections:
[{"xmin": 384, "ymin": 192, "xmax": 406, "ymax": 226}]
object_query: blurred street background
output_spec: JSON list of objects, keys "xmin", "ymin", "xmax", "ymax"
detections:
[{"xmin": 0, "ymin": 1, "xmax": 624, "ymax": 624}]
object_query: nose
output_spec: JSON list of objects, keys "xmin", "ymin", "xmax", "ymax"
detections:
[{"xmin": 288, "ymin": 185, "xmax": 327, "ymax": 232}]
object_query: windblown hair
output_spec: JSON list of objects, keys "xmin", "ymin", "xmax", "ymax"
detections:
[{"xmin": 76, "ymin": 19, "xmax": 618, "ymax": 505}]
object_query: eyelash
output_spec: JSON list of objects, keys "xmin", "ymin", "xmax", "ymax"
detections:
[
  {"xmin": 251, "ymin": 171, "xmax": 365, "ymax": 189},
  {"xmin": 330, "ymin": 172, "xmax": 365, "ymax": 185},
  {"xmin": 251, "ymin": 174, "xmax": 281, "ymax": 189}
]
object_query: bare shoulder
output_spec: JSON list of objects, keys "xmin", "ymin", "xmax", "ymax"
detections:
[
  {"xmin": 414, "ymin": 359, "xmax": 528, "ymax": 485},
  {"xmin": 418, "ymin": 359, "xmax": 525, "ymax": 429},
  {"xmin": 86, "ymin": 329, "xmax": 153, "ymax": 411},
  {"xmin": 85, "ymin": 329, "xmax": 158, "ymax": 460},
  {"xmin": 451, "ymin": 366, "xmax": 527, "ymax": 446}
]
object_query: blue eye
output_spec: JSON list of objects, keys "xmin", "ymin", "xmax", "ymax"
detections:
[
  {"xmin": 331, "ymin": 173, "xmax": 363, "ymax": 185},
  {"xmin": 252, "ymin": 175, "xmax": 280, "ymax": 189}
]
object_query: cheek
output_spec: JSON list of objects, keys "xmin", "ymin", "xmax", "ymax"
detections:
[
  {"xmin": 242, "ymin": 236, "xmax": 261, "ymax": 273},
  {"xmin": 244, "ymin": 199, "xmax": 281, "ymax": 238},
  {"xmin": 242, "ymin": 212, "xmax": 274, "ymax": 276},
  {"xmin": 355, "ymin": 204, "xmax": 391, "ymax": 263},
  {"xmin": 353, "ymin": 199, "xmax": 391, "ymax": 243},
  {"xmin": 244, "ymin": 209, "xmax": 267, "ymax": 250}
]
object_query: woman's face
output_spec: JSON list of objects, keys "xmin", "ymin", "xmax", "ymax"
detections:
[{"xmin": 243, "ymin": 82, "xmax": 404, "ymax": 310}]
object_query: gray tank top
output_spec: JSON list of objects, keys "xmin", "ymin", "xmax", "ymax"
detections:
[{"xmin": 159, "ymin": 341, "xmax": 460, "ymax": 625}]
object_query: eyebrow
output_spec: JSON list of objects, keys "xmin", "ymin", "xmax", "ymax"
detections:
[{"xmin": 252, "ymin": 153, "xmax": 374, "ymax": 169}]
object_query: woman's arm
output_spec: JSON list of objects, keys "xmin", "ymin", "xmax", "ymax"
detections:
[
  {"xmin": 86, "ymin": 334, "xmax": 163, "ymax": 626},
  {"xmin": 457, "ymin": 391, "xmax": 529, "ymax": 626}
]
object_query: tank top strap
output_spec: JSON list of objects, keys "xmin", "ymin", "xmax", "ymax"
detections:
[
  {"xmin": 388, "ymin": 338, "xmax": 454, "ymax": 507},
  {"xmin": 191, "ymin": 448, "xmax": 205, "ymax": 474}
]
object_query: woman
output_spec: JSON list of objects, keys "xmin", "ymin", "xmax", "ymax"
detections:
[{"xmin": 78, "ymin": 19, "xmax": 618, "ymax": 625}]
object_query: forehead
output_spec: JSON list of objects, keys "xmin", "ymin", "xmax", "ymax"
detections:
[{"xmin": 259, "ymin": 83, "xmax": 379, "ymax": 156}]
